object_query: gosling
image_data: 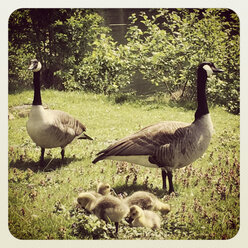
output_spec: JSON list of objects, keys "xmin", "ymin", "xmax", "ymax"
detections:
[
  {"xmin": 96, "ymin": 182, "xmax": 111, "ymax": 196},
  {"xmin": 77, "ymin": 182, "xmax": 111, "ymax": 205},
  {"xmin": 77, "ymin": 192, "xmax": 96, "ymax": 212},
  {"xmin": 77, "ymin": 193, "xmax": 129, "ymax": 234},
  {"xmin": 124, "ymin": 191, "xmax": 170, "ymax": 214},
  {"xmin": 129, "ymin": 205, "xmax": 161, "ymax": 229},
  {"xmin": 90, "ymin": 182, "xmax": 111, "ymax": 198}
]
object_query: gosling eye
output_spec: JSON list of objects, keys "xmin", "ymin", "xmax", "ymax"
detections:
[{"xmin": 131, "ymin": 212, "xmax": 136, "ymax": 218}]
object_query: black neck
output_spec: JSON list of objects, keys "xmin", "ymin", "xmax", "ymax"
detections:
[
  {"xmin": 194, "ymin": 70, "xmax": 208, "ymax": 121},
  {"xmin": 32, "ymin": 71, "xmax": 42, "ymax": 105}
]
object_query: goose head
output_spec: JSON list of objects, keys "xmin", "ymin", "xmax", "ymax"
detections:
[
  {"xmin": 198, "ymin": 62, "xmax": 223, "ymax": 77},
  {"xmin": 28, "ymin": 59, "xmax": 42, "ymax": 72}
]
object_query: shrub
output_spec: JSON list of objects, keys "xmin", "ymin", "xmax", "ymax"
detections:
[
  {"xmin": 125, "ymin": 9, "xmax": 240, "ymax": 114},
  {"xmin": 77, "ymin": 34, "xmax": 134, "ymax": 94}
]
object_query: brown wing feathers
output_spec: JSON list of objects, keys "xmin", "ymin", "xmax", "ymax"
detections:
[
  {"xmin": 92, "ymin": 121, "xmax": 189, "ymax": 164},
  {"xmin": 53, "ymin": 110, "xmax": 86, "ymax": 134}
]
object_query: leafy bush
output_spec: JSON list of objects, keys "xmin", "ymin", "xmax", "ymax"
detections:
[
  {"xmin": 9, "ymin": 9, "xmax": 239, "ymax": 113},
  {"xmin": 77, "ymin": 34, "xmax": 134, "ymax": 94},
  {"xmin": 125, "ymin": 9, "xmax": 240, "ymax": 113},
  {"xmin": 9, "ymin": 9, "xmax": 111, "ymax": 91}
]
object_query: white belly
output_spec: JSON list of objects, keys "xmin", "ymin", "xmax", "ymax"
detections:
[
  {"xmin": 106, "ymin": 155, "xmax": 159, "ymax": 168},
  {"xmin": 27, "ymin": 121, "xmax": 62, "ymax": 148},
  {"xmin": 26, "ymin": 106, "xmax": 64, "ymax": 148},
  {"xmin": 106, "ymin": 114, "xmax": 213, "ymax": 170}
]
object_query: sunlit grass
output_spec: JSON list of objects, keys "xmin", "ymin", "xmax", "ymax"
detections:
[{"xmin": 8, "ymin": 90, "xmax": 240, "ymax": 240}]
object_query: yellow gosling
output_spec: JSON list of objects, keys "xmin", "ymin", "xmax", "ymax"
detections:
[
  {"xmin": 77, "ymin": 193, "xmax": 129, "ymax": 234},
  {"xmin": 129, "ymin": 205, "xmax": 161, "ymax": 229},
  {"xmin": 124, "ymin": 191, "xmax": 170, "ymax": 215}
]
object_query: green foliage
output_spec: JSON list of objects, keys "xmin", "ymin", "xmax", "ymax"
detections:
[
  {"xmin": 9, "ymin": 9, "xmax": 239, "ymax": 113},
  {"xmin": 70, "ymin": 207, "xmax": 116, "ymax": 239},
  {"xmin": 125, "ymin": 9, "xmax": 240, "ymax": 113},
  {"xmin": 8, "ymin": 90, "xmax": 239, "ymax": 240},
  {"xmin": 9, "ymin": 9, "xmax": 109, "ymax": 90},
  {"xmin": 53, "ymin": 10, "xmax": 114, "ymax": 91},
  {"xmin": 76, "ymin": 34, "xmax": 134, "ymax": 94}
]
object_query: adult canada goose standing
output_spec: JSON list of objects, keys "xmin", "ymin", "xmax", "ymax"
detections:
[
  {"xmin": 92, "ymin": 62, "xmax": 223, "ymax": 193},
  {"xmin": 27, "ymin": 59, "xmax": 93, "ymax": 166}
]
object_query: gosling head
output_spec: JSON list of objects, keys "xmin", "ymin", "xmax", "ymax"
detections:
[
  {"xmin": 77, "ymin": 192, "xmax": 96, "ymax": 211},
  {"xmin": 129, "ymin": 205, "xmax": 143, "ymax": 219},
  {"xmin": 28, "ymin": 59, "xmax": 42, "ymax": 72},
  {"xmin": 97, "ymin": 182, "xmax": 111, "ymax": 196},
  {"xmin": 160, "ymin": 203, "xmax": 171, "ymax": 215},
  {"xmin": 198, "ymin": 62, "xmax": 223, "ymax": 77}
]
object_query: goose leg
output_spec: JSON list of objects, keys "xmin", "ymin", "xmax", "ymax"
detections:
[
  {"xmin": 61, "ymin": 148, "xmax": 65, "ymax": 161},
  {"xmin": 167, "ymin": 171, "xmax": 174, "ymax": 194},
  {"xmin": 115, "ymin": 222, "xmax": 119, "ymax": 234},
  {"xmin": 40, "ymin": 148, "xmax": 45, "ymax": 166},
  {"xmin": 161, "ymin": 170, "xmax": 167, "ymax": 190}
]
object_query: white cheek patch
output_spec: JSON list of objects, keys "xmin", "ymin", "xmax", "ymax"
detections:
[
  {"xmin": 33, "ymin": 62, "xmax": 42, "ymax": 72},
  {"xmin": 203, "ymin": 64, "xmax": 213, "ymax": 76}
]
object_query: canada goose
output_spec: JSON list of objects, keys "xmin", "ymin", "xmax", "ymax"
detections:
[
  {"xmin": 77, "ymin": 193, "xmax": 129, "ymax": 233},
  {"xmin": 124, "ymin": 191, "xmax": 170, "ymax": 214},
  {"xmin": 92, "ymin": 62, "xmax": 223, "ymax": 193},
  {"xmin": 26, "ymin": 59, "xmax": 93, "ymax": 166},
  {"xmin": 129, "ymin": 205, "xmax": 161, "ymax": 229}
]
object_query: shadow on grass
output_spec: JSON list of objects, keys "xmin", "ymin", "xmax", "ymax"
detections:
[
  {"xmin": 9, "ymin": 157, "xmax": 82, "ymax": 173},
  {"xmin": 109, "ymin": 90, "xmax": 197, "ymax": 113},
  {"xmin": 112, "ymin": 183, "xmax": 168, "ymax": 197}
]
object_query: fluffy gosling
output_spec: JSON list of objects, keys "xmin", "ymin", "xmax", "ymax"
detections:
[
  {"xmin": 124, "ymin": 191, "xmax": 170, "ymax": 215},
  {"xmin": 96, "ymin": 182, "xmax": 111, "ymax": 196},
  {"xmin": 129, "ymin": 205, "xmax": 161, "ymax": 229},
  {"xmin": 77, "ymin": 182, "xmax": 111, "ymax": 205},
  {"xmin": 93, "ymin": 195, "xmax": 129, "ymax": 233},
  {"xmin": 77, "ymin": 193, "xmax": 129, "ymax": 234},
  {"xmin": 77, "ymin": 192, "xmax": 96, "ymax": 212}
]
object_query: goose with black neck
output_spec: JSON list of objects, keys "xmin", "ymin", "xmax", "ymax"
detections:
[
  {"xmin": 26, "ymin": 59, "xmax": 93, "ymax": 167},
  {"xmin": 92, "ymin": 62, "xmax": 223, "ymax": 194}
]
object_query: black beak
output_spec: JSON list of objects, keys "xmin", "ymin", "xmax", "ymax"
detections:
[
  {"xmin": 28, "ymin": 63, "xmax": 36, "ymax": 70},
  {"xmin": 212, "ymin": 67, "xmax": 224, "ymax": 73},
  {"xmin": 78, "ymin": 133, "xmax": 93, "ymax": 140}
]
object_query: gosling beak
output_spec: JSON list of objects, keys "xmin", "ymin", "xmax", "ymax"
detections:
[
  {"xmin": 125, "ymin": 216, "xmax": 133, "ymax": 224},
  {"xmin": 78, "ymin": 133, "xmax": 93, "ymax": 140}
]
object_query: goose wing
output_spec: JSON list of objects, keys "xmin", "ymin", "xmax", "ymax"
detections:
[
  {"xmin": 93, "ymin": 121, "xmax": 190, "ymax": 163},
  {"xmin": 45, "ymin": 110, "xmax": 86, "ymax": 146},
  {"xmin": 51, "ymin": 110, "xmax": 86, "ymax": 134}
]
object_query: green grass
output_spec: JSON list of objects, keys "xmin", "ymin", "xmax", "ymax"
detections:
[{"xmin": 8, "ymin": 90, "xmax": 240, "ymax": 240}]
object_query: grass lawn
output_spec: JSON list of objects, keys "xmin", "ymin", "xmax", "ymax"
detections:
[{"xmin": 8, "ymin": 90, "xmax": 240, "ymax": 240}]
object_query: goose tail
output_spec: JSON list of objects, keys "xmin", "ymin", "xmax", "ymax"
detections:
[
  {"xmin": 92, "ymin": 152, "xmax": 106, "ymax": 164},
  {"xmin": 78, "ymin": 133, "xmax": 93, "ymax": 140}
]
